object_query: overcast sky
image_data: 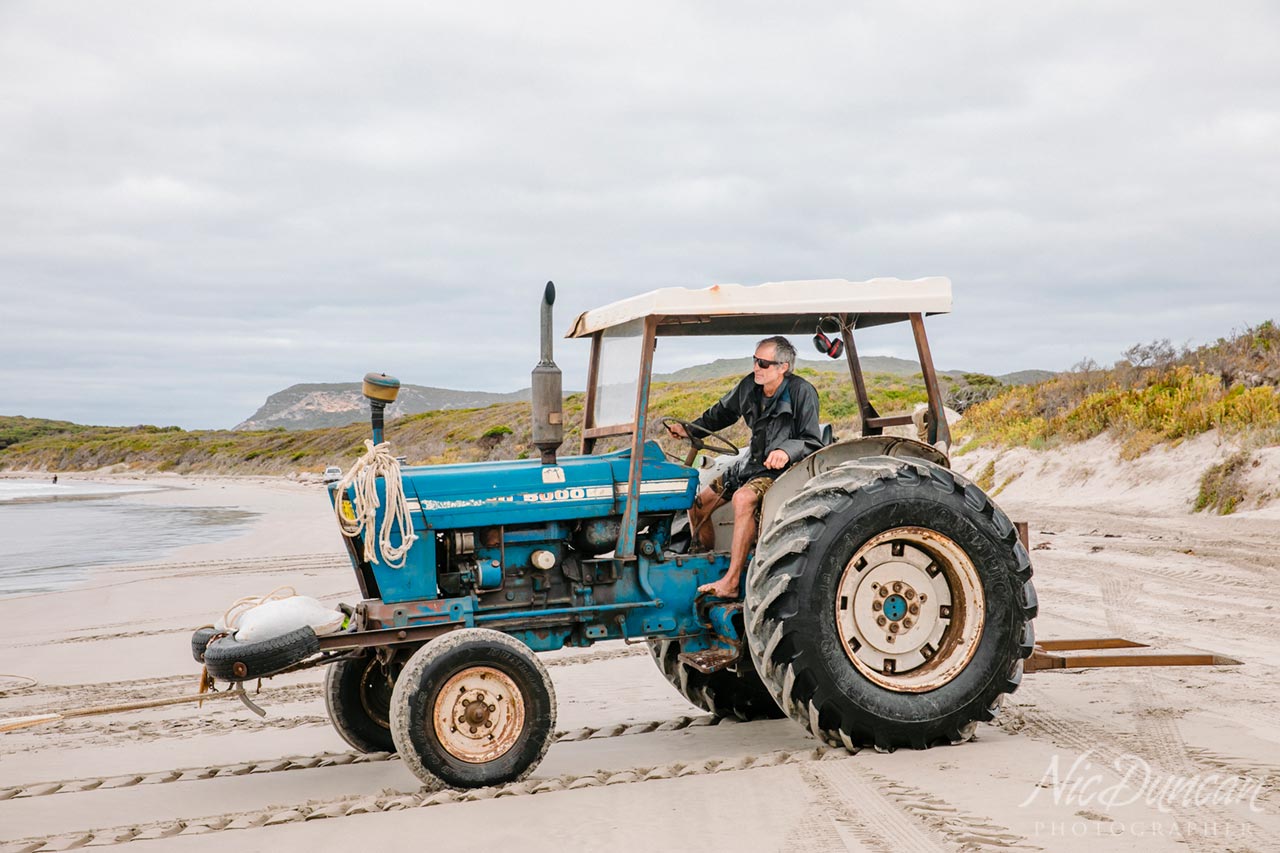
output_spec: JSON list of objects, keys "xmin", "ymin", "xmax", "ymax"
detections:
[{"xmin": 2, "ymin": 2, "xmax": 1277, "ymax": 429}]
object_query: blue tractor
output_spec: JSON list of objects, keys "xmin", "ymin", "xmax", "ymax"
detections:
[{"xmin": 197, "ymin": 277, "xmax": 1037, "ymax": 789}]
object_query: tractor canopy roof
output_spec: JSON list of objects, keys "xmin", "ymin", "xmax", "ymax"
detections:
[{"xmin": 566, "ymin": 277, "xmax": 951, "ymax": 339}]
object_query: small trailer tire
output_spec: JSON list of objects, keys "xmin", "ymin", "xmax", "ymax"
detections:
[
  {"xmin": 202, "ymin": 626, "xmax": 320, "ymax": 682},
  {"xmin": 191, "ymin": 626, "xmax": 219, "ymax": 663}
]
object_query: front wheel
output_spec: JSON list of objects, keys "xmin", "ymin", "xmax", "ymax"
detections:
[
  {"xmin": 745, "ymin": 457, "xmax": 1037, "ymax": 751},
  {"xmin": 390, "ymin": 629, "xmax": 557, "ymax": 788}
]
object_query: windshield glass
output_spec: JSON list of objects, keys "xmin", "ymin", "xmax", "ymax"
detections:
[{"xmin": 594, "ymin": 318, "xmax": 644, "ymax": 427}]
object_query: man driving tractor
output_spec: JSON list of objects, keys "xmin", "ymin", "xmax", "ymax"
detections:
[{"xmin": 667, "ymin": 335, "xmax": 824, "ymax": 598}]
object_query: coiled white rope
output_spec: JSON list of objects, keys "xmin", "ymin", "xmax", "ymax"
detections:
[
  {"xmin": 333, "ymin": 439, "xmax": 418, "ymax": 569},
  {"xmin": 221, "ymin": 585, "xmax": 296, "ymax": 631}
]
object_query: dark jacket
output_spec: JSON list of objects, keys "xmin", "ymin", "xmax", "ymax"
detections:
[{"xmin": 692, "ymin": 372, "xmax": 824, "ymax": 483}]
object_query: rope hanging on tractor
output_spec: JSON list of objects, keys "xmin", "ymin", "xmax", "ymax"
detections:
[{"xmin": 333, "ymin": 439, "xmax": 417, "ymax": 569}]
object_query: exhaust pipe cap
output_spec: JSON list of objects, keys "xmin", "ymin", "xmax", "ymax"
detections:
[{"xmin": 363, "ymin": 373, "xmax": 401, "ymax": 404}]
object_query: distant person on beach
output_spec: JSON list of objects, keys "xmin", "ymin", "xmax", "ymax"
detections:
[
  {"xmin": 666, "ymin": 335, "xmax": 823, "ymax": 599},
  {"xmin": 51, "ymin": 474, "xmax": 57, "ymax": 485}
]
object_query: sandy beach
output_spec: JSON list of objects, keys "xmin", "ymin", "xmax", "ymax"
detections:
[{"xmin": 1, "ymin": 455, "xmax": 1278, "ymax": 853}]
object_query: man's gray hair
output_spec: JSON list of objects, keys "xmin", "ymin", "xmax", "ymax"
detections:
[{"xmin": 758, "ymin": 335, "xmax": 797, "ymax": 373}]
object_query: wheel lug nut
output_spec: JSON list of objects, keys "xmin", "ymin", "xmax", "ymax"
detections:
[
  {"xmin": 905, "ymin": 589, "xmax": 915, "ymax": 600},
  {"xmin": 879, "ymin": 587, "xmax": 889, "ymax": 597},
  {"xmin": 487, "ymin": 704, "xmax": 496, "ymax": 712},
  {"xmin": 908, "ymin": 603, "xmax": 919, "ymax": 615},
  {"xmin": 889, "ymin": 623, "xmax": 900, "ymax": 633},
  {"xmin": 892, "ymin": 582, "xmax": 903, "ymax": 593},
  {"xmin": 903, "ymin": 618, "xmax": 913, "ymax": 629},
  {"xmin": 469, "ymin": 726, "xmax": 477, "ymax": 734},
  {"xmin": 872, "ymin": 600, "xmax": 882, "ymax": 611},
  {"xmin": 876, "ymin": 616, "xmax": 887, "ymax": 627}
]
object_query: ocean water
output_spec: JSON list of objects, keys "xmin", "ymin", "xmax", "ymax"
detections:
[{"xmin": 0, "ymin": 480, "xmax": 259, "ymax": 596}]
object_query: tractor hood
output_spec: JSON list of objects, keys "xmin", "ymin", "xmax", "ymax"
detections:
[{"xmin": 400, "ymin": 441, "xmax": 698, "ymax": 529}]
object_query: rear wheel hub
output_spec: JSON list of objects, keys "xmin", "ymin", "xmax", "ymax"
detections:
[{"xmin": 835, "ymin": 526, "xmax": 985, "ymax": 692}]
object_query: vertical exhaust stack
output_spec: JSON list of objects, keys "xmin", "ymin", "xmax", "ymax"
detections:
[
  {"xmin": 362, "ymin": 372, "xmax": 401, "ymax": 445},
  {"xmin": 530, "ymin": 281, "xmax": 563, "ymax": 465}
]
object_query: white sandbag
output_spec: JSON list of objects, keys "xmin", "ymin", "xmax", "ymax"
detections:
[
  {"xmin": 235, "ymin": 595, "xmax": 346, "ymax": 643},
  {"xmin": 214, "ymin": 585, "xmax": 298, "ymax": 632}
]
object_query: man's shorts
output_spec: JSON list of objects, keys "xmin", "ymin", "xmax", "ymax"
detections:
[{"xmin": 707, "ymin": 471, "xmax": 777, "ymax": 522}]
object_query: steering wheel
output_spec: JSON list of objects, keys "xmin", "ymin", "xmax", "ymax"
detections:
[{"xmin": 659, "ymin": 417, "xmax": 740, "ymax": 467}]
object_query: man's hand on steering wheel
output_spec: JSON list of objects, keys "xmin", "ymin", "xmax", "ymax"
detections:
[{"xmin": 659, "ymin": 417, "xmax": 739, "ymax": 467}]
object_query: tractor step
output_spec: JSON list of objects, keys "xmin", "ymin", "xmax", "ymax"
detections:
[
  {"xmin": 1026, "ymin": 637, "xmax": 1241, "ymax": 672},
  {"xmin": 678, "ymin": 647, "xmax": 742, "ymax": 675}
]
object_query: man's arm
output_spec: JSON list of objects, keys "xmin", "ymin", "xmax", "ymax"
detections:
[
  {"xmin": 775, "ymin": 380, "xmax": 825, "ymax": 463},
  {"xmin": 690, "ymin": 377, "xmax": 748, "ymax": 434}
]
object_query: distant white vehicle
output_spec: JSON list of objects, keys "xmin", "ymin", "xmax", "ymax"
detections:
[{"xmin": 322, "ymin": 466, "xmax": 343, "ymax": 483}]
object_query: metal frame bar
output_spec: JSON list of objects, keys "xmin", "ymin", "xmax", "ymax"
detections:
[
  {"xmin": 615, "ymin": 316, "xmax": 659, "ymax": 559},
  {"xmin": 841, "ymin": 323, "xmax": 881, "ymax": 436},
  {"xmin": 909, "ymin": 313, "xmax": 951, "ymax": 447},
  {"xmin": 581, "ymin": 332, "xmax": 602, "ymax": 454},
  {"xmin": 1025, "ymin": 637, "xmax": 1240, "ymax": 673},
  {"xmin": 1037, "ymin": 638, "xmax": 1147, "ymax": 651},
  {"xmin": 583, "ymin": 423, "xmax": 635, "ymax": 440},
  {"xmin": 476, "ymin": 601, "xmax": 651, "ymax": 624},
  {"xmin": 317, "ymin": 623, "xmax": 458, "ymax": 652},
  {"xmin": 864, "ymin": 414, "xmax": 914, "ymax": 429}
]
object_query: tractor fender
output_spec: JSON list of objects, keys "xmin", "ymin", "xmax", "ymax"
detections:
[{"xmin": 760, "ymin": 437, "xmax": 950, "ymax": 534}]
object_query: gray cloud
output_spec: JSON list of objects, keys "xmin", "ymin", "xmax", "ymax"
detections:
[{"xmin": 2, "ymin": 1, "xmax": 1277, "ymax": 428}]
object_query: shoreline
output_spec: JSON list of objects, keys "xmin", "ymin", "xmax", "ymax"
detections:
[
  {"xmin": 0, "ymin": 474, "xmax": 347, "ymax": 601},
  {"xmin": 0, "ymin": 469, "xmax": 328, "ymax": 484}
]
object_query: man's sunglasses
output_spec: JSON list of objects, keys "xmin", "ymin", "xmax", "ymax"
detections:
[{"xmin": 753, "ymin": 356, "xmax": 782, "ymax": 369}]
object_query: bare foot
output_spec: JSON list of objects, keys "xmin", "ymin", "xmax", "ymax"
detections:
[{"xmin": 697, "ymin": 578, "xmax": 740, "ymax": 598}]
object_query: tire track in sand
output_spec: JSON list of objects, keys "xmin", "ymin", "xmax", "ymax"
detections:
[
  {"xmin": 786, "ymin": 762, "xmax": 950, "ymax": 852},
  {"xmin": 0, "ymin": 745, "xmax": 848, "ymax": 852},
  {"xmin": 0, "ymin": 714, "xmax": 732, "ymax": 800}
]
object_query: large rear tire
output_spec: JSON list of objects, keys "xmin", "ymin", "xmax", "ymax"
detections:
[
  {"xmin": 390, "ymin": 629, "xmax": 556, "ymax": 788},
  {"xmin": 744, "ymin": 457, "xmax": 1037, "ymax": 751},
  {"xmin": 646, "ymin": 637, "xmax": 783, "ymax": 721}
]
